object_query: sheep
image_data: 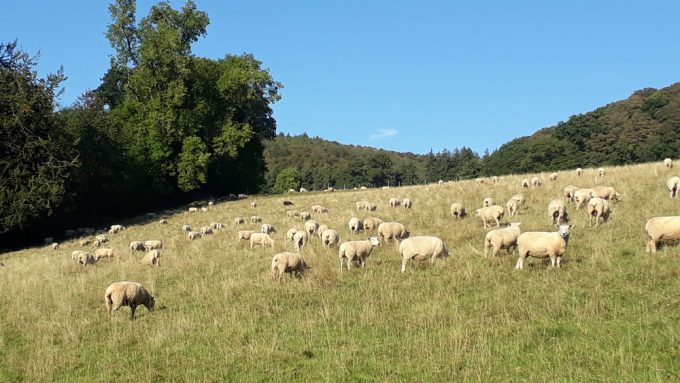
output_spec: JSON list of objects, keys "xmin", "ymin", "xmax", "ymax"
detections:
[
  {"xmin": 587, "ymin": 198, "xmax": 611, "ymax": 227},
  {"xmin": 667, "ymin": 176, "xmax": 680, "ymax": 198},
  {"xmin": 104, "ymin": 281, "xmax": 155, "ymax": 320},
  {"xmin": 377, "ymin": 222, "xmax": 409, "ymax": 243},
  {"xmin": 573, "ymin": 188, "xmax": 593, "ymax": 210},
  {"xmin": 515, "ymin": 224, "xmax": 572, "ymax": 270},
  {"xmin": 94, "ymin": 248, "xmax": 115, "ymax": 260},
  {"xmin": 399, "ymin": 236, "xmax": 449, "ymax": 272},
  {"xmin": 506, "ymin": 198, "xmax": 520, "ymax": 218},
  {"xmin": 238, "ymin": 230, "xmax": 255, "ymax": 242},
  {"xmin": 77, "ymin": 252, "xmax": 98, "ymax": 267},
  {"xmin": 293, "ymin": 230, "xmax": 308, "ymax": 252},
  {"xmin": 492, "ymin": 176, "xmax": 499, "ymax": 183},
  {"xmin": 260, "ymin": 224, "xmax": 276, "ymax": 235},
  {"xmin": 200, "ymin": 226, "xmax": 213, "ymax": 235},
  {"xmin": 482, "ymin": 197, "xmax": 495, "ymax": 207},
  {"xmin": 304, "ymin": 220, "xmax": 319, "ymax": 236},
  {"xmin": 51, "ymin": 242, "xmax": 59, "ymax": 250},
  {"xmin": 288, "ymin": 188, "xmax": 296, "ymax": 193},
  {"xmin": 93, "ymin": 238, "xmax": 103, "ymax": 248},
  {"xmin": 250, "ymin": 233, "xmax": 274, "ymax": 249},
  {"xmin": 208, "ymin": 201, "xmax": 214, "ymax": 207},
  {"xmin": 510, "ymin": 193, "xmax": 526, "ymax": 208},
  {"xmin": 521, "ymin": 178, "xmax": 530, "ymax": 188},
  {"xmin": 402, "ymin": 198, "xmax": 412, "ymax": 209},
  {"xmin": 563, "ymin": 185, "xmax": 579, "ymax": 203},
  {"xmin": 450, "ymin": 203, "xmax": 466, "ymax": 219},
  {"xmin": 360, "ymin": 186, "xmax": 368, "ymax": 190},
  {"xmin": 140, "ymin": 250, "xmax": 161, "ymax": 267},
  {"xmin": 188, "ymin": 231, "xmax": 201, "ymax": 240},
  {"xmin": 438, "ymin": 180, "xmax": 444, "ymax": 185},
  {"xmin": 286, "ymin": 228, "xmax": 297, "ymax": 242},
  {"xmin": 249, "ymin": 202, "xmax": 257, "ymax": 208},
  {"xmin": 200, "ymin": 206, "xmax": 209, "ymax": 213},
  {"xmin": 79, "ymin": 239, "xmax": 91, "ymax": 247},
  {"xmin": 338, "ymin": 237, "xmax": 380, "ymax": 270},
  {"xmin": 363, "ymin": 217, "xmax": 384, "ymax": 232},
  {"xmin": 317, "ymin": 224, "xmax": 329, "ymax": 238},
  {"xmin": 109, "ymin": 224, "xmax": 125, "ymax": 234},
  {"xmin": 250, "ymin": 216, "xmax": 261, "ymax": 223},
  {"xmin": 159, "ymin": 219, "xmax": 168, "ymax": 225},
  {"xmin": 188, "ymin": 207, "xmax": 198, "ymax": 213},
  {"xmin": 548, "ymin": 199, "xmax": 568, "ymax": 225},
  {"xmin": 44, "ymin": 237, "xmax": 53, "ymax": 245},
  {"xmin": 576, "ymin": 168, "xmax": 583, "ymax": 176},
  {"xmin": 181, "ymin": 224, "xmax": 192, "ymax": 233},
  {"xmin": 210, "ymin": 222, "xmax": 223, "ymax": 231},
  {"xmin": 591, "ymin": 185, "xmax": 622, "ymax": 202},
  {"xmin": 366, "ymin": 202, "xmax": 377, "ymax": 211},
  {"xmin": 144, "ymin": 240, "xmax": 163, "ymax": 251},
  {"xmin": 389, "ymin": 198, "xmax": 402, "ymax": 207},
  {"xmin": 299, "ymin": 212, "xmax": 311, "ymax": 221},
  {"xmin": 96, "ymin": 234, "xmax": 108, "ymax": 243},
  {"xmin": 234, "ymin": 217, "xmax": 245, "ymax": 225},
  {"xmin": 271, "ymin": 252, "xmax": 309, "ymax": 280},
  {"xmin": 645, "ymin": 216, "xmax": 680, "ymax": 253},
  {"xmin": 286, "ymin": 210, "xmax": 299, "ymax": 218},
  {"xmin": 238, "ymin": 193, "xmax": 248, "ymax": 199},
  {"xmin": 129, "ymin": 241, "xmax": 145, "ymax": 252},
  {"xmin": 311, "ymin": 205, "xmax": 328, "ymax": 213},
  {"xmin": 348, "ymin": 217, "xmax": 363, "ymax": 235},
  {"xmin": 474, "ymin": 205, "xmax": 505, "ymax": 229},
  {"xmin": 530, "ymin": 177, "xmax": 542, "ymax": 187},
  {"xmin": 299, "ymin": 187, "xmax": 308, "ymax": 193},
  {"xmin": 321, "ymin": 229, "xmax": 340, "ymax": 248},
  {"xmin": 356, "ymin": 201, "xmax": 368, "ymax": 210},
  {"xmin": 282, "ymin": 200, "xmax": 294, "ymax": 206},
  {"xmin": 549, "ymin": 172, "xmax": 558, "ymax": 181},
  {"xmin": 664, "ymin": 158, "xmax": 673, "ymax": 169},
  {"xmin": 484, "ymin": 222, "xmax": 521, "ymax": 257},
  {"xmin": 597, "ymin": 167, "xmax": 606, "ymax": 178},
  {"xmin": 71, "ymin": 250, "xmax": 84, "ymax": 263}
]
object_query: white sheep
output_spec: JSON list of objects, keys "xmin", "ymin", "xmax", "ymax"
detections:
[
  {"xmin": 129, "ymin": 241, "xmax": 145, "ymax": 252},
  {"xmin": 348, "ymin": 217, "xmax": 363, "ymax": 235},
  {"xmin": 77, "ymin": 252, "xmax": 98, "ymax": 267},
  {"xmin": 366, "ymin": 202, "xmax": 377, "ymax": 211},
  {"xmin": 549, "ymin": 172, "xmax": 558, "ymax": 181},
  {"xmin": 140, "ymin": 249, "xmax": 161, "ymax": 267},
  {"xmin": 261, "ymin": 224, "xmax": 276, "ymax": 234},
  {"xmin": 293, "ymin": 230, "xmax": 308, "ymax": 252},
  {"xmin": 338, "ymin": 237, "xmax": 380, "ymax": 270},
  {"xmin": 108, "ymin": 224, "xmax": 125, "ymax": 234},
  {"xmin": 483, "ymin": 197, "xmax": 495, "ymax": 207},
  {"xmin": 563, "ymin": 185, "xmax": 579, "ymax": 203},
  {"xmin": 492, "ymin": 176, "xmax": 499, "ymax": 183},
  {"xmin": 484, "ymin": 222, "xmax": 521, "ymax": 257},
  {"xmin": 181, "ymin": 224, "xmax": 192, "ymax": 233},
  {"xmin": 450, "ymin": 203, "xmax": 466, "ymax": 219},
  {"xmin": 521, "ymin": 178, "xmax": 530, "ymax": 188},
  {"xmin": 506, "ymin": 198, "xmax": 520, "ymax": 218},
  {"xmin": 515, "ymin": 224, "xmax": 572, "ymax": 270},
  {"xmin": 299, "ymin": 211, "xmax": 311, "ymax": 221},
  {"xmin": 664, "ymin": 158, "xmax": 673, "ymax": 169},
  {"xmin": 321, "ymin": 229, "xmax": 340, "ymax": 248},
  {"xmin": 389, "ymin": 198, "xmax": 401, "ymax": 207},
  {"xmin": 573, "ymin": 188, "xmax": 593, "ymax": 210},
  {"xmin": 271, "ymin": 252, "xmax": 309, "ymax": 280},
  {"xmin": 188, "ymin": 207, "xmax": 198, "ymax": 213},
  {"xmin": 250, "ymin": 216, "xmax": 261, "ymax": 223},
  {"xmin": 104, "ymin": 281, "xmax": 155, "ymax": 320},
  {"xmin": 317, "ymin": 224, "xmax": 329, "ymax": 238},
  {"xmin": 666, "ymin": 176, "xmax": 679, "ymax": 198},
  {"xmin": 188, "ymin": 231, "xmax": 201, "ymax": 240},
  {"xmin": 286, "ymin": 210, "xmax": 299, "ymax": 218},
  {"xmin": 238, "ymin": 230, "xmax": 255, "ymax": 242},
  {"xmin": 159, "ymin": 219, "xmax": 168, "ymax": 225},
  {"xmin": 250, "ymin": 233, "xmax": 274, "ymax": 249},
  {"xmin": 210, "ymin": 222, "xmax": 223, "ymax": 231},
  {"xmin": 94, "ymin": 248, "xmax": 115, "ymax": 260},
  {"xmin": 144, "ymin": 240, "xmax": 163, "ymax": 251},
  {"xmin": 79, "ymin": 239, "xmax": 91, "ymax": 247},
  {"xmin": 591, "ymin": 185, "xmax": 622, "ymax": 202},
  {"xmin": 475, "ymin": 205, "xmax": 505, "ymax": 229},
  {"xmin": 597, "ymin": 167, "xmax": 606, "ymax": 178},
  {"xmin": 93, "ymin": 238, "xmax": 103, "ymax": 248},
  {"xmin": 510, "ymin": 193, "xmax": 526, "ymax": 208},
  {"xmin": 587, "ymin": 197, "xmax": 611, "ymax": 227},
  {"xmin": 530, "ymin": 177, "xmax": 542, "ymax": 187},
  {"xmin": 208, "ymin": 201, "xmax": 214, "ymax": 207},
  {"xmin": 645, "ymin": 216, "xmax": 680, "ymax": 253},
  {"xmin": 377, "ymin": 222, "xmax": 408, "ymax": 243},
  {"xmin": 299, "ymin": 187, "xmax": 308, "ymax": 192},
  {"xmin": 250, "ymin": 202, "xmax": 257, "ymax": 208},
  {"xmin": 71, "ymin": 250, "xmax": 84, "ymax": 263},
  {"xmin": 286, "ymin": 228, "xmax": 297, "ymax": 242},
  {"xmin": 399, "ymin": 236, "xmax": 448, "ymax": 272},
  {"xmin": 311, "ymin": 205, "xmax": 328, "ymax": 213},
  {"xmin": 304, "ymin": 220, "xmax": 319, "ymax": 236},
  {"xmin": 363, "ymin": 217, "xmax": 384, "ymax": 232},
  {"xmin": 96, "ymin": 234, "xmax": 108, "ymax": 243},
  {"xmin": 200, "ymin": 226, "xmax": 213, "ymax": 235},
  {"xmin": 200, "ymin": 207, "xmax": 208, "ymax": 213},
  {"xmin": 51, "ymin": 242, "xmax": 59, "ymax": 250},
  {"xmin": 402, "ymin": 198, "xmax": 412, "ymax": 209},
  {"xmin": 576, "ymin": 167, "xmax": 583, "ymax": 176},
  {"xmin": 548, "ymin": 199, "xmax": 568, "ymax": 225},
  {"xmin": 234, "ymin": 217, "xmax": 245, "ymax": 225}
]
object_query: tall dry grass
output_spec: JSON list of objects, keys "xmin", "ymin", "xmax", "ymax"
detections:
[{"xmin": 1, "ymin": 161, "xmax": 680, "ymax": 381}]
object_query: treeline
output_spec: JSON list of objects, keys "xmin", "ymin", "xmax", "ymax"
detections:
[{"xmin": 1, "ymin": 0, "xmax": 280, "ymax": 248}]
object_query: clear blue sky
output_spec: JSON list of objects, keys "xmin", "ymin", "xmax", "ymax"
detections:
[{"xmin": 3, "ymin": 1, "xmax": 680, "ymax": 155}]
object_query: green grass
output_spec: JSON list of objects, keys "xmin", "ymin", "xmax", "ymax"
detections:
[{"xmin": 1, "ymin": 163, "xmax": 680, "ymax": 382}]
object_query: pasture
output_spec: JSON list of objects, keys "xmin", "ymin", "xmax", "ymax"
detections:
[{"xmin": 1, "ymin": 162, "xmax": 680, "ymax": 382}]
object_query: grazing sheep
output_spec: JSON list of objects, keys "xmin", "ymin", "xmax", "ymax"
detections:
[
  {"xmin": 181, "ymin": 224, "xmax": 192, "ymax": 233},
  {"xmin": 402, "ymin": 198, "xmax": 412, "ymax": 209},
  {"xmin": 109, "ymin": 224, "xmax": 125, "ymax": 234},
  {"xmin": 71, "ymin": 250, "xmax": 84, "ymax": 263},
  {"xmin": 399, "ymin": 236, "xmax": 448, "ymax": 272},
  {"xmin": 144, "ymin": 240, "xmax": 163, "ymax": 251},
  {"xmin": 51, "ymin": 242, "xmax": 59, "ymax": 250},
  {"xmin": 573, "ymin": 188, "xmax": 593, "ymax": 210},
  {"xmin": 210, "ymin": 222, "xmax": 223, "ymax": 231},
  {"xmin": 282, "ymin": 200, "xmax": 294, "ymax": 206},
  {"xmin": 366, "ymin": 202, "xmax": 377, "ymax": 211},
  {"xmin": 299, "ymin": 212, "xmax": 311, "ymax": 221},
  {"xmin": 483, "ymin": 197, "xmax": 495, "ymax": 207},
  {"xmin": 311, "ymin": 205, "xmax": 328, "ymax": 213},
  {"xmin": 159, "ymin": 219, "xmax": 168, "ymax": 225},
  {"xmin": 44, "ymin": 237, "xmax": 53, "ymax": 245},
  {"xmin": 286, "ymin": 210, "xmax": 299, "ymax": 218},
  {"xmin": 515, "ymin": 224, "xmax": 572, "ymax": 270},
  {"xmin": 591, "ymin": 185, "xmax": 622, "ymax": 202},
  {"xmin": 348, "ymin": 217, "xmax": 363, "ymax": 235},
  {"xmin": 475, "ymin": 178, "xmax": 485, "ymax": 184},
  {"xmin": 293, "ymin": 231, "xmax": 308, "ymax": 252},
  {"xmin": 664, "ymin": 158, "xmax": 673, "ymax": 169},
  {"xmin": 506, "ymin": 198, "xmax": 520, "ymax": 218},
  {"xmin": 304, "ymin": 220, "xmax": 319, "ymax": 236},
  {"xmin": 363, "ymin": 217, "xmax": 384, "ymax": 232},
  {"xmin": 96, "ymin": 234, "xmax": 108, "ymax": 243},
  {"xmin": 188, "ymin": 207, "xmax": 198, "ymax": 213},
  {"xmin": 484, "ymin": 222, "xmax": 521, "ymax": 257},
  {"xmin": 645, "ymin": 216, "xmax": 680, "ymax": 253},
  {"xmin": 597, "ymin": 167, "xmax": 606, "ymax": 178},
  {"xmin": 250, "ymin": 216, "xmax": 261, "ymax": 223},
  {"xmin": 234, "ymin": 217, "xmax": 245, "ymax": 225},
  {"xmin": 510, "ymin": 193, "xmax": 526, "ymax": 208},
  {"xmin": 667, "ymin": 176, "xmax": 680, "ymax": 198},
  {"xmin": 93, "ymin": 238, "xmax": 103, "ymax": 248},
  {"xmin": 338, "ymin": 237, "xmax": 380, "ymax": 270},
  {"xmin": 129, "ymin": 241, "xmax": 145, "ymax": 252},
  {"xmin": 77, "ymin": 252, "xmax": 98, "ymax": 267},
  {"xmin": 200, "ymin": 207, "xmax": 208, "ymax": 213},
  {"xmin": 321, "ymin": 229, "xmax": 340, "ymax": 248},
  {"xmin": 250, "ymin": 202, "xmax": 257, "ymax": 208},
  {"xmin": 271, "ymin": 252, "xmax": 309, "ymax": 280},
  {"xmin": 548, "ymin": 199, "xmax": 568, "ymax": 225},
  {"xmin": 377, "ymin": 222, "xmax": 409, "ymax": 243},
  {"xmin": 317, "ymin": 224, "xmax": 329, "ymax": 238},
  {"xmin": 299, "ymin": 187, "xmax": 308, "ymax": 193},
  {"xmin": 549, "ymin": 172, "xmax": 558, "ymax": 181},
  {"xmin": 250, "ymin": 233, "xmax": 275, "ymax": 249},
  {"xmin": 576, "ymin": 168, "xmax": 583, "ymax": 176},
  {"xmin": 94, "ymin": 248, "xmax": 115, "ymax": 260},
  {"xmin": 389, "ymin": 198, "xmax": 402, "ymax": 207},
  {"xmin": 587, "ymin": 198, "xmax": 611, "ymax": 227},
  {"xmin": 104, "ymin": 281, "xmax": 155, "ymax": 320},
  {"xmin": 530, "ymin": 177, "xmax": 542, "ymax": 187},
  {"xmin": 188, "ymin": 231, "xmax": 201, "ymax": 240},
  {"xmin": 521, "ymin": 179, "xmax": 530, "ymax": 188},
  {"xmin": 261, "ymin": 224, "xmax": 277, "ymax": 235},
  {"xmin": 355, "ymin": 201, "xmax": 368, "ymax": 210},
  {"xmin": 450, "ymin": 203, "xmax": 466, "ymax": 219},
  {"xmin": 140, "ymin": 250, "xmax": 161, "ymax": 267},
  {"xmin": 238, "ymin": 230, "xmax": 255, "ymax": 242},
  {"xmin": 200, "ymin": 226, "xmax": 213, "ymax": 235},
  {"xmin": 238, "ymin": 194, "xmax": 248, "ymax": 199},
  {"xmin": 438, "ymin": 180, "xmax": 444, "ymax": 185},
  {"xmin": 563, "ymin": 185, "xmax": 579, "ymax": 203},
  {"xmin": 79, "ymin": 239, "xmax": 91, "ymax": 247},
  {"xmin": 475, "ymin": 205, "xmax": 505, "ymax": 229},
  {"xmin": 208, "ymin": 201, "xmax": 214, "ymax": 207},
  {"xmin": 286, "ymin": 228, "xmax": 297, "ymax": 242}
]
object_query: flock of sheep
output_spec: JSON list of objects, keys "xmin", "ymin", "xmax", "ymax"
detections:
[{"xmin": 21, "ymin": 158, "xmax": 680, "ymax": 319}]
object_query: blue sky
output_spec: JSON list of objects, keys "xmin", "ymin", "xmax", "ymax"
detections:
[{"xmin": 3, "ymin": 1, "xmax": 680, "ymax": 154}]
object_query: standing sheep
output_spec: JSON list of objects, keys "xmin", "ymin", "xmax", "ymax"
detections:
[
  {"xmin": 77, "ymin": 252, "xmax": 98, "ymax": 267},
  {"xmin": 510, "ymin": 193, "xmax": 526, "ymax": 208},
  {"xmin": 587, "ymin": 198, "xmax": 611, "ymax": 227},
  {"xmin": 450, "ymin": 203, "xmax": 466, "ymax": 219},
  {"xmin": 363, "ymin": 217, "xmax": 384, "ymax": 232},
  {"xmin": 530, "ymin": 177, "xmax": 542, "ymax": 187},
  {"xmin": 576, "ymin": 168, "xmax": 583, "ymax": 176},
  {"xmin": 159, "ymin": 219, "xmax": 168, "ymax": 225},
  {"xmin": 250, "ymin": 202, "xmax": 257, "ymax": 208},
  {"xmin": 238, "ymin": 230, "xmax": 255, "ymax": 242},
  {"xmin": 79, "ymin": 239, "xmax": 91, "ymax": 247},
  {"xmin": 338, "ymin": 237, "xmax": 380, "ymax": 270},
  {"xmin": 250, "ymin": 233, "xmax": 275, "ymax": 249},
  {"xmin": 234, "ymin": 217, "xmax": 245, "ymax": 225},
  {"xmin": 484, "ymin": 222, "xmax": 521, "ymax": 257},
  {"xmin": 389, "ymin": 198, "xmax": 402, "ymax": 207},
  {"xmin": 377, "ymin": 222, "xmax": 409, "ymax": 243},
  {"xmin": 188, "ymin": 231, "xmax": 201, "ymax": 240},
  {"xmin": 321, "ymin": 229, "xmax": 340, "ymax": 248},
  {"xmin": 271, "ymin": 252, "xmax": 308, "ymax": 280},
  {"xmin": 286, "ymin": 210, "xmax": 300, "ymax": 218},
  {"xmin": 515, "ymin": 224, "xmax": 573, "ymax": 270},
  {"xmin": 563, "ymin": 185, "xmax": 579, "ymax": 203},
  {"xmin": 521, "ymin": 179, "xmax": 530, "ymax": 188},
  {"xmin": 304, "ymin": 220, "xmax": 319, "ymax": 236},
  {"xmin": 597, "ymin": 167, "xmax": 606, "ymax": 178},
  {"xmin": 200, "ymin": 226, "xmax": 213, "ymax": 235},
  {"xmin": 293, "ymin": 231, "xmax": 308, "ymax": 252},
  {"xmin": 299, "ymin": 212, "xmax": 311, "ymax": 221},
  {"xmin": 666, "ymin": 176, "xmax": 679, "ymax": 198},
  {"xmin": 664, "ymin": 158, "xmax": 673, "ymax": 168},
  {"xmin": 549, "ymin": 172, "xmax": 558, "ymax": 181},
  {"xmin": 402, "ymin": 198, "xmax": 412, "ymax": 209},
  {"xmin": 51, "ymin": 242, "xmax": 59, "ymax": 250},
  {"xmin": 348, "ymin": 217, "xmax": 363, "ymax": 235},
  {"xmin": 129, "ymin": 241, "xmax": 145, "ymax": 252},
  {"xmin": 311, "ymin": 205, "xmax": 328, "ymax": 213},
  {"xmin": 573, "ymin": 188, "xmax": 593, "ymax": 210},
  {"xmin": 474, "ymin": 205, "xmax": 505, "ymax": 229},
  {"xmin": 482, "ymin": 197, "xmax": 495, "ymax": 207},
  {"xmin": 645, "ymin": 216, "xmax": 680, "ymax": 253},
  {"xmin": 591, "ymin": 185, "xmax": 622, "ymax": 202},
  {"xmin": 144, "ymin": 240, "xmax": 163, "ymax": 251},
  {"xmin": 140, "ymin": 250, "xmax": 161, "ymax": 267},
  {"xmin": 506, "ymin": 198, "xmax": 520, "ymax": 218},
  {"xmin": 548, "ymin": 199, "xmax": 568, "ymax": 225},
  {"xmin": 250, "ymin": 216, "xmax": 262, "ymax": 223},
  {"xmin": 398, "ymin": 236, "xmax": 448, "ymax": 272},
  {"xmin": 94, "ymin": 248, "xmax": 115, "ymax": 260},
  {"xmin": 188, "ymin": 207, "xmax": 198, "ymax": 213},
  {"xmin": 210, "ymin": 222, "xmax": 223, "ymax": 231},
  {"xmin": 261, "ymin": 224, "xmax": 276, "ymax": 234},
  {"xmin": 181, "ymin": 224, "xmax": 192, "ymax": 233},
  {"xmin": 104, "ymin": 281, "xmax": 155, "ymax": 320},
  {"xmin": 316, "ymin": 224, "xmax": 329, "ymax": 238},
  {"xmin": 109, "ymin": 225, "xmax": 125, "ymax": 234},
  {"xmin": 286, "ymin": 228, "xmax": 297, "ymax": 242}
]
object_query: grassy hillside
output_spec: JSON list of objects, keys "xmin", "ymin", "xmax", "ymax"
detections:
[{"xmin": 1, "ymin": 161, "xmax": 680, "ymax": 381}]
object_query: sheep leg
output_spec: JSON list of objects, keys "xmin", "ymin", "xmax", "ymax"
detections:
[
  {"xmin": 130, "ymin": 305, "xmax": 137, "ymax": 320},
  {"xmin": 515, "ymin": 255, "xmax": 525, "ymax": 270},
  {"xmin": 556, "ymin": 256, "xmax": 562, "ymax": 268},
  {"xmin": 401, "ymin": 258, "xmax": 408, "ymax": 273},
  {"xmin": 549, "ymin": 254, "xmax": 557, "ymax": 268}
]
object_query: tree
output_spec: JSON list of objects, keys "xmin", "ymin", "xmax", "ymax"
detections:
[{"xmin": 273, "ymin": 167, "xmax": 300, "ymax": 194}]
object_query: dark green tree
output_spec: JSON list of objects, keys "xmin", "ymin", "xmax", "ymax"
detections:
[{"xmin": 273, "ymin": 167, "xmax": 300, "ymax": 194}]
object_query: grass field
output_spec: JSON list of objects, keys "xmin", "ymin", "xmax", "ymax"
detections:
[{"xmin": 1, "ymin": 162, "xmax": 680, "ymax": 382}]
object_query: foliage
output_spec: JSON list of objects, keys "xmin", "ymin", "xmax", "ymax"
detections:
[{"xmin": 272, "ymin": 167, "xmax": 300, "ymax": 193}]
